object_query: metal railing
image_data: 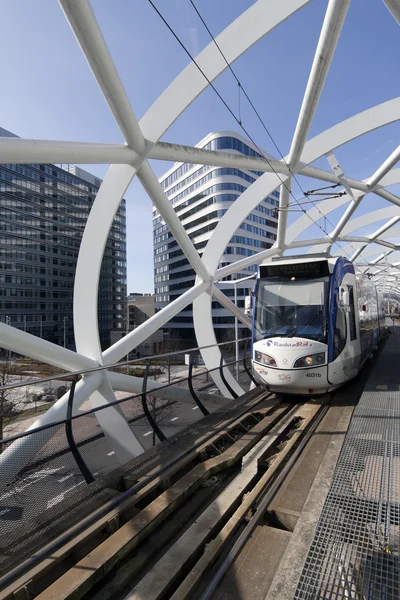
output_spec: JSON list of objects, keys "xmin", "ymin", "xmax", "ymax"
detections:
[{"xmin": 0, "ymin": 338, "xmax": 255, "ymax": 485}]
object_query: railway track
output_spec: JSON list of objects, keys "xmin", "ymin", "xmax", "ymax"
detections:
[{"xmin": 0, "ymin": 391, "xmax": 335, "ymax": 600}]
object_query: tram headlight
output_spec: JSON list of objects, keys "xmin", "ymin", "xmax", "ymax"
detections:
[
  {"xmin": 255, "ymin": 351, "xmax": 276, "ymax": 367},
  {"xmin": 293, "ymin": 353, "xmax": 325, "ymax": 368}
]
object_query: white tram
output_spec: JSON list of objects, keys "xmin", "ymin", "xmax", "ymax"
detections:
[{"xmin": 251, "ymin": 255, "xmax": 385, "ymax": 395}]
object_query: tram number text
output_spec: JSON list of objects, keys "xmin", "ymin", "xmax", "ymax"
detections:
[{"xmin": 306, "ymin": 372, "xmax": 321, "ymax": 378}]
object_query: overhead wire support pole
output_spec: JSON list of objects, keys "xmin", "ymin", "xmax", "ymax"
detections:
[{"xmin": 277, "ymin": 178, "xmax": 292, "ymax": 249}]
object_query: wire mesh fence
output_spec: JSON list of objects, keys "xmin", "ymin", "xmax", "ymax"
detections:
[{"xmin": 0, "ymin": 347, "xmax": 255, "ymax": 578}]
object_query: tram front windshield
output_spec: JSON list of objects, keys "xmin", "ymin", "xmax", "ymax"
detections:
[{"xmin": 254, "ymin": 276, "xmax": 330, "ymax": 343}]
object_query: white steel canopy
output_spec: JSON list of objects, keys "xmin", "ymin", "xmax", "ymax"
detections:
[{"xmin": 0, "ymin": 0, "xmax": 399, "ymax": 474}]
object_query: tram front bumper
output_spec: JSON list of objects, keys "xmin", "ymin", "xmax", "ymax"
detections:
[{"xmin": 252, "ymin": 361, "xmax": 330, "ymax": 395}]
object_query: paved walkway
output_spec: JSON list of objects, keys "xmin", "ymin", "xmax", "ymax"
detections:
[{"xmin": 293, "ymin": 328, "xmax": 400, "ymax": 599}]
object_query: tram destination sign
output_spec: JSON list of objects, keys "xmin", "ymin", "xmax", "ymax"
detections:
[{"xmin": 260, "ymin": 260, "xmax": 330, "ymax": 279}]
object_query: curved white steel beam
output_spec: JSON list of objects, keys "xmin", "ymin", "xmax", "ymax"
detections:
[
  {"xmin": 213, "ymin": 97, "xmax": 400, "ymax": 282},
  {"xmin": 341, "ymin": 206, "xmax": 400, "ymax": 237},
  {"xmin": 74, "ymin": 164, "xmax": 136, "ymax": 362},
  {"xmin": 367, "ymin": 144, "xmax": 400, "ymax": 189}
]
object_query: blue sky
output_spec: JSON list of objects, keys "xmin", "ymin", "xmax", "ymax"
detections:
[{"xmin": 0, "ymin": 0, "xmax": 399, "ymax": 291}]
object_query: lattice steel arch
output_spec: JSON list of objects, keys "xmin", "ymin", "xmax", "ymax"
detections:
[{"xmin": 0, "ymin": 0, "xmax": 399, "ymax": 479}]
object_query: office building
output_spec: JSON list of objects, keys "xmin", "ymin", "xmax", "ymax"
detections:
[
  {"xmin": 126, "ymin": 293, "xmax": 163, "ymax": 355},
  {"xmin": 0, "ymin": 127, "xmax": 127, "ymax": 349},
  {"xmin": 153, "ymin": 131, "xmax": 279, "ymax": 343}
]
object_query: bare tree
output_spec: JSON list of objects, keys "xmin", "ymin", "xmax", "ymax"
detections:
[
  {"xmin": 162, "ymin": 330, "xmax": 184, "ymax": 384},
  {"xmin": 0, "ymin": 357, "xmax": 23, "ymax": 444},
  {"xmin": 222, "ymin": 327, "xmax": 236, "ymax": 360},
  {"xmin": 146, "ymin": 395, "xmax": 174, "ymax": 447}
]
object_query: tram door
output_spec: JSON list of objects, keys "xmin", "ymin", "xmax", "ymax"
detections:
[
  {"xmin": 328, "ymin": 286, "xmax": 357, "ymax": 385},
  {"xmin": 345, "ymin": 285, "xmax": 359, "ymax": 378}
]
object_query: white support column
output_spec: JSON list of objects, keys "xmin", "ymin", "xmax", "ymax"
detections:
[
  {"xmin": 103, "ymin": 281, "xmax": 209, "ymax": 364},
  {"xmin": 277, "ymin": 179, "xmax": 291, "ymax": 249},
  {"xmin": 287, "ymin": 0, "xmax": 350, "ymax": 170},
  {"xmin": 369, "ymin": 217, "xmax": 400, "ymax": 241},
  {"xmin": 137, "ymin": 162, "xmax": 212, "ymax": 284},
  {"xmin": 383, "ymin": 0, "xmax": 400, "ymax": 23},
  {"xmin": 325, "ymin": 151, "xmax": 365, "ymax": 245},
  {"xmin": 328, "ymin": 193, "xmax": 364, "ymax": 242},
  {"xmin": 59, "ymin": 0, "xmax": 146, "ymax": 154},
  {"xmin": 0, "ymin": 323, "xmax": 96, "ymax": 372},
  {"xmin": 289, "ymin": 237, "xmax": 332, "ymax": 249},
  {"xmin": 302, "ymin": 163, "xmax": 400, "ymax": 208},
  {"xmin": 351, "ymin": 245, "xmax": 367, "ymax": 262},
  {"xmin": 215, "ymin": 246, "xmax": 280, "ymax": 281},
  {"xmin": 367, "ymin": 145, "xmax": 400, "ymax": 189},
  {"xmin": 149, "ymin": 142, "xmax": 285, "ymax": 175},
  {"xmin": 74, "ymin": 164, "xmax": 136, "ymax": 362},
  {"xmin": 0, "ymin": 138, "xmax": 136, "ymax": 165},
  {"xmin": 372, "ymin": 240, "xmax": 396, "ymax": 250}
]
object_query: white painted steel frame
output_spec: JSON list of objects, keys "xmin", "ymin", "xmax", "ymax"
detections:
[{"xmin": 0, "ymin": 0, "xmax": 399, "ymax": 477}]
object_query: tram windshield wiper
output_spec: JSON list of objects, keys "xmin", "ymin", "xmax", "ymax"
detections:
[{"xmin": 286, "ymin": 325, "xmax": 297, "ymax": 338}]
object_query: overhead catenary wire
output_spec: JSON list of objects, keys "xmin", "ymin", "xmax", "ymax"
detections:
[
  {"xmin": 147, "ymin": 0, "xmax": 362, "ymax": 263},
  {"xmin": 186, "ymin": 0, "xmax": 365, "ymax": 264}
]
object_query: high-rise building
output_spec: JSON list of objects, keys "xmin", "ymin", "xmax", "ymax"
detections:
[
  {"xmin": 153, "ymin": 131, "xmax": 279, "ymax": 344},
  {"xmin": 0, "ymin": 127, "xmax": 127, "ymax": 349}
]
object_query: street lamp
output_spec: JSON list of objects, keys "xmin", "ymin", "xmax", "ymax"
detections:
[
  {"xmin": 5, "ymin": 315, "xmax": 11, "ymax": 361},
  {"xmin": 63, "ymin": 316, "xmax": 67, "ymax": 348}
]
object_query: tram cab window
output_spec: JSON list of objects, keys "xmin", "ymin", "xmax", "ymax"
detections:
[
  {"xmin": 334, "ymin": 301, "xmax": 347, "ymax": 360},
  {"xmin": 254, "ymin": 276, "xmax": 329, "ymax": 343},
  {"xmin": 348, "ymin": 286, "xmax": 357, "ymax": 341}
]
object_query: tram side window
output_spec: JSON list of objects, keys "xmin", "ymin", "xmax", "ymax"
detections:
[
  {"xmin": 348, "ymin": 286, "xmax": 357, "ymax": 341},
  {"xmin": 334, "ymin": 301, "xmax": 347, "ymax": 360}
]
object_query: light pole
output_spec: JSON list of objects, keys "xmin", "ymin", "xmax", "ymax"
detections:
[
  {"xmin": 5, "ymin": 316, "xmax": 11, "ymax": 361},
  {"xmin": 63, "ymin": 316, "xmax": 67, "ymax": 348},
  {"xmin": 234, "ymin": 282, "xmax": 239, "ymax": 379},
  {"xmin": 23, "ymin": 315, "xmax": 27, "ymax": 332},
  {"xmin": 40, "ymin": 314, "xmax": 43, "ymax": 338}
]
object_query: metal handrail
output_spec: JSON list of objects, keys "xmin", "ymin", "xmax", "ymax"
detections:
[
  {"xmin": 0, "ymin": 355, "xmax": 253, "ymax": 447},
  {"xmin": 0, "ymin": 336, "xmax": 252, "ymax": 393},
  {"xmin": 141, "ymin": 360, "xmax": 167, "ymax": 442},
  {"xmin": 219, "ymin": 354, "xmax": 239, "ymax": 399},
  {"xmin": 188, "ymin": 359, "xmax": 209, "ymax": 416},
  {"xmin": 0, "ymin": 390, "xmax": 271, "ymax": 591},
  {"xmin": 65, "ymin": 376, "xmax": 94, "ymax": 484}
]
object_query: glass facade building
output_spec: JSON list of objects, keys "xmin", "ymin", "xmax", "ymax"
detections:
[
  {"xmin": 0, "ymin": 127, "xmax": 127, "ymax": 349},
  {"xmin": 153, "ymin": 131, "xmax": 279, "ymax": 344}
]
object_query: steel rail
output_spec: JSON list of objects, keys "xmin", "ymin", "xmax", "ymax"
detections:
[
  {"xmin": 0, "ymin": 390, "xmax": 273, "ymax": 591},
  {"xmin": 200, "ymin": 398, "xmax": 331, "ymax": 600}
]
